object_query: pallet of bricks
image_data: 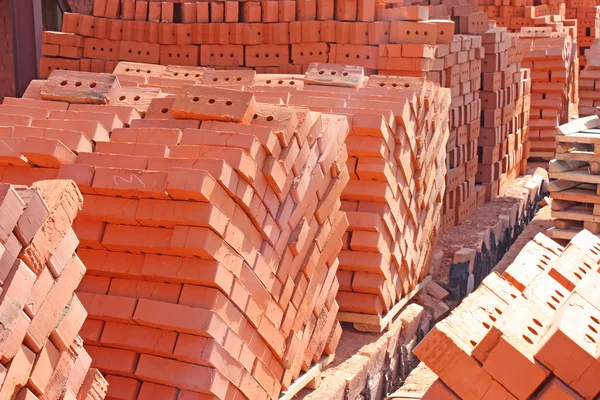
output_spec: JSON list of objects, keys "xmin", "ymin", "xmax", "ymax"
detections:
[
  {"xmin": 563, "ymin": 0, "xmax": 600, "ymax": 69},
  {"xmin": 546, "ymin": 115, "xmax": 600, "ymax": 240},
  {"xmin": 366, "ymin": 11, "xmax": 486, "ymax": 233},
  {"xmin": 0, "ymin": 63, "xmax": 452, "ymax": 397},
  {"xmin": 579, "ymin": 39, "xmax": 600, "ymax": 117},
  {"xmin": 109, "ymin": 60, "xmax": 452, "ymax": 333},
  {"xmin": 39, "ymin": 0, "xmax": 456, "ymax": 76},
  {"xmin": 519, "ymin": 27, "xmax": 578, "ymax": 160},
  {"xmin": 0, "ymin": 67, "xmax": 353, "ymax": 399},
  {"xmin": 477, "ymin": 23, "xmax": 532, "ymax": 201},
  {"xmin": 479, "ymin": 1, "xmax": 567, "ymax": 32},
  {"xmin": 0, "ymin": 180, "xmax": 107, "ymax": 399},
  {"xmin": 413, "ymin": 229, "xmax": 600, "ymax": 400}
]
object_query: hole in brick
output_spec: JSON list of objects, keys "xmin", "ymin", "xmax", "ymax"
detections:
[
  {"xmin": 211, "ymin": 53, "xmax": 214, "ymax": 57},
  {"xmin": 92, "ymin": 47, "xmax": 96, "ymax": 50},
  {"xmin": 379, "ymin": 83, "xmax": 384, "ymax": 87},
  {"xmin": 174, "ymin": 72, "xmax": 179, "ymax": 76},
  {"xmin": 253, "ymin": 114, "xmax": 258, "ymax": 119},
  {"xmin": 469, "ymin": 340, "xmax": 477, "ymax": 346},
  {"xmin": 346, "ymin": 54, "xmax": 350, "ymax": 58},
  {"xmin": 319, "ymin": 51, "xmax": 322, "ymax": 55},
  {"xmin": 75, "ymin": 82, "xmax": 82, "ymax": 87},
  {"xmin": 318, "ymin": 70, "xmax": 325, "ymax": 74},
  {"xmin": 405, "ymin": 83, "xmax": 410, "ymax": 88},
  {"xmin": 213, "ymin": 77, "xmax": 218, "ymax": 82},
  {"xmin": 574, "ymin": 272, "xmax": 583, "ymax": 280},
  {"xmin": 126, "ymin": 68, "xmax": 130, "ymax": 72},
  {"xmin": 532, "ymin": 319, "xmax": 542, "ymax": 327},
  {"xmin": 424, "ymin": 32, "xmax": 428, "ymax": 36},
  {"xmin": 592, "ymin": 316, "xmax": 600, "ymax": 324},
  {"xmin": 482, "ymin": 322, "xmax": 490, "ymax": 329},
  {"xmin": 90, "ymin": 82, "xmax": 97, "ymax": 88},
  {"xmin": 138, "ymin": 51, "xmax": 142, "ymax": 55},
  {"xmin": 236, "ymin": 77, "xmax": 242, "ymax": 81},
  {"xmin": 208, "ymin": 99, "xmax": 216, "ymax": 104},
  {"xmin": 100, "ymin": 47, "xmax": 104, "ymax": 51},
  {"xmin": 392, "ymin": 83, "xmax": 397, "ymax": 87},
  {"xmin": 300, "ymin": 52, "xmax": 304, "ymax": 56},
  {"xmin": 590, "ymin": 325, "xmax": 598, "ymax": 334},
  {"xmin": 109, "ymin": 48, "xmax": 113, "ymax": 52},
  {"xmin": 192, "ymin": 97, "xmax": 199, "ymax": 102},
  {"xmin": 331, "ymin": 71, "xmax": 336, "ymax": 75},
  {"xmin": 161, "ymin": 108, "xmax": 169, "ymax": 114},
  {"xmin": 195, "ymin": 74, "xmax": 200, "ymax": 78},
  {"xmin": 230, "ymin": 53, "xmax": 234, "ymax": 57},
  {"xmin": 276, "ymin": 54, "xmax": 280, "ymax": 57},
  {"xmin": 60, "ymin": 80, "xmax": 68, "ymax": 86},
  {"xmin": 278, "ymin": 80, "xmax": 283, "ymax": 84},
  {"xmin": 177, "ymin": 54, "xmax": 181, "ymax": 57},
  {"xmin": 527, "ymin": 326, "xmax": 538, "ymax": 335},
  {"xmin": 119, "ymin": 95, "xmax": 126, "ymax": 100},
  {"xmin": 255, "ymin": 54, "xmax": 259, "ymax": 58},
  {"xmin": 489, "ymin": 315, "xmax": 496, "ymax": 322},
  {"xmin": 310, "ymin": 52, "xmax": 313, "ymax": 56},
  {"xmin": 494, "ymin": 308, "xmax": 502, "ymax": 315},
  {"xmin": 586, "ymin": 334, "xmax": 596, "ymax": 343},
  {"xmin": 265, "ymin": 54, "xmax": 269, "ymax": 58},
  {"xmin": 266, "ymin": 80, "xmax": 271, "ymax": 84},
  {"xmin": 134, "ymin": 96, "xmax": 140, "ymax": 101},
  {"xmin": 385, "ymin": 31, "xmax": 388, "ymax": 35},
  {"xmin": 225, "ymin": 101, "xmax": 232, "ymax": 106},
  {"xmin": 522, "ymin": 335, "xmax": 533, "ymax": 344},
  {"xmin": 289, "ymin": 81, "xmax": 295, "ymax": 85},
  {"xmin": 129, "ymin": 50, "xmax": 132, "ymax": 54},
  {"xmin": 266, "ymin": 116, "xmax": 274, "ymax": 121},
  {"xmin": 406, "ymin": 30, "xmax": 410, "ymax": 35},
  {"xmin": 224, "ymin": 77, "xmax": 230, "ymax": 81},
  {"xmin": 579, "ymin": 266, "xmax": 588, "ymax": 273},
  {"xmin": 220, "ymin": 53, "xmax": 224, "ymax": 57}
]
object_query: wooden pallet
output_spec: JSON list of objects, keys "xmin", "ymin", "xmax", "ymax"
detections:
[
  {"xmin": 278, "ymin": 354, "xmax": 335, "ymax": 400},
  {"xmin": 550, "ymin": 116, "xmax": 600, "ymax": 235},
  {"xmin": 337, "ymin": 276, "xmax": 431, "ymax": 333}
]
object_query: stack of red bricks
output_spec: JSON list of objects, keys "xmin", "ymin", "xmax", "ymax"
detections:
[
  {"xmin": 564, "ymin": 0, "xmax": 600, "ymax": 68},
  {"xmin": 38, "ymin": 0, "xmax": 461, "ymax": 76},
  {"xmin": 0, "ymin": 180, "xmax": 107, "ymax": 400},
  {"xmin": 107, "ymin": 60, "xmax": 453, "ymax": 325},
  {"xmin": 415, "ymin": 229, "xmax": 600, "ymax": 399},
  {"xmin": 0, "ymin": 68, "xmax": 351, "ymax": 399},
  {"xmin": 336, "ymin": 75, "xmax": 451, "ymax": 319},
  {"xmin": 579, "ymin": 39, "xmax": 600, "ymax": 116},
  {"xmin": 479, "ymin": 1, "xmax": 567, "ymax": 32},
  {"xmin": 519, "ymin": 28, "xmax": 578, "ymax": 159},
  {"xmin": 477, "ymin": 24, "xmax": 532, "ymax": 201}
]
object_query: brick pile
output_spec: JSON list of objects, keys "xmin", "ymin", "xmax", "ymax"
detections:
[
  {"xmin": 0, "ymin": 180, "xmax": 107, "ymax": 400},
  {"xmin": 519, "ymin": 28, "xmax": 578, "ymax": 159},
  {"xmin": 112, "ymin": 61, "xmax": 452, "ymax": 324},
  {"xmin": 565, "ymin": 0, "xmax": 600, "ymax": 68},
  {"xmin": 414, "ymin": 229, "xmax": 600, "ymax": 399},
  {"xmin": 477, "ymin": 25, "xmax": 531, "ymax": 201},
  {"xmin": 479, "ymin": 2, "xmax": 567, "ymax": 32},
  {"xmin": 0, "ymin": 63, "xmax": 452, "ymax": 398},
  {"xmin": 579, "ymin": 39, "xmax": 600, "ymax": 116},
  {"xmin": 38, "ymin": 0, "xmax": 461, "ymax": 76},
  {"xmin": 0, "ymin": 69, "xmax": 351, "ymax": 399}
]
